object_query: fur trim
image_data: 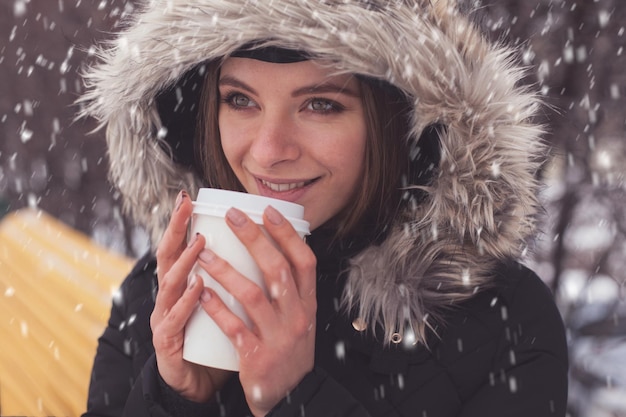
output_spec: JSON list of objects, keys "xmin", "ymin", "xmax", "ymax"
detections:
[{"xmin": 79, "ymin": 0, "xmax": 547, "ymax": 344}]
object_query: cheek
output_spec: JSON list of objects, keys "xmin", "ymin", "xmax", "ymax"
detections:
[
  {"xmin": 335, "ymin": 129, "xmax": 367, "ymax": 181},
  {"xmin": 218, "ymin": 116, "xmax": 241, "ymax": 165}
]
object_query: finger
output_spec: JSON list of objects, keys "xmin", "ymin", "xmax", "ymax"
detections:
[
  {"xmin": 262, "ymin": 206, "xmax": 317, "ymax": 300},
  {"xmin": 199, "ymin": 287, "xmax": 258, "ymax": 355},
  {"xmin": 155, "ymin": 190, "xmax": 193, "ymax": 281},
  {"xmin": 151, "ymin": 274, "xmax": 204, "ymax": 354},
  {"xmin": 152, "ymin": 232, "xmax": 205, "ymax": 320},
  {"xmin": 196, "ymin": 248, "xmax": 276, "ymax": 330},
  {"xmin": 224, "ymin": 208, "xmax": 301, "ymax": 304}
]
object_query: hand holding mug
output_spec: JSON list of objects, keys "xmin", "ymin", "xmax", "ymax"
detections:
[{"xmin": 150, "ymin": 191, "xmax": 232, "ymax": 402}]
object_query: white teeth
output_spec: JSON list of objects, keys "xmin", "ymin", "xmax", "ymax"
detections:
[{"xmin": 261, "ymin": 179, "xmax": 306, "ymax": 192}]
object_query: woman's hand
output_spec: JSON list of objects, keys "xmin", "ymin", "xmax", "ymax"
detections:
[
  {"xmin": 150, "ymin": 190, "xmax": 232, "ymax": 402},
  {"xmin": 198, "ymin": 205, "xmax": 317, "ymax": 417}
]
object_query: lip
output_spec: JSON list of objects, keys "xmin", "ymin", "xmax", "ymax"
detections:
[{"xmin": 253, "ymin": 175, "xmax": 319, "ymax": 203}]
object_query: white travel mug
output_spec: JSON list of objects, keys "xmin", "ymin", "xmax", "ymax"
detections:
[{"xmin": 182, "ymin": 188, "xmax": 310, "ymax": 371}]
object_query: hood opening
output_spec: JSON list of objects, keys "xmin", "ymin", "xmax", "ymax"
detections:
[{"xmin": 153, "ymin": 60, "xmax": 441, "ymax": 227}]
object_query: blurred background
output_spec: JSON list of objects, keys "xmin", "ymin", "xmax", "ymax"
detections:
[{"xmin": 1, "ymin": 0, "xmax": 625, "ymax": 416}]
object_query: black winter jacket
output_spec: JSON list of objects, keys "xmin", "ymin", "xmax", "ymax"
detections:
[{"xmin": 83, "ymin": 231, "xmax": 568, "ymax": 417}]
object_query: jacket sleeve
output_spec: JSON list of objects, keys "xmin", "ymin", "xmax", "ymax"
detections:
[
  {"xmin": 82, "ymin": 254, "xmax": 157, "ymax": 417},
  {"xmin": 458, "ymin": 269, "xmax": 569, "ymax": 417},
  {"xmin": 81, "ymin": 285, "xmax": 136, "ymax": 417},
  {"xmin": 122, "ymin": 354, "xmax": 223, "ymax": 417},
  {"xmin": 268, "ymin": 367, "xmax": 371, "ymax": 417},
  {"xmin": 125, "ymin": 359, "xmax": 369, "ymax": 417}
]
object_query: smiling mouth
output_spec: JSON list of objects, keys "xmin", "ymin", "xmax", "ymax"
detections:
[{"xmin": 259, "ymin": 178, "xmax": 318, "ymax": 192}]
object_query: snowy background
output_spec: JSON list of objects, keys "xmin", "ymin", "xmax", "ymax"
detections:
[{"xmin": 1, "ymin": 0, "xmax": 625, "ymax": 416}]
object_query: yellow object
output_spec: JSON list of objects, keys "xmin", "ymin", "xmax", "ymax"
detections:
[{"xmin": 0, "ymin": 209, "xmax": 134, "ymax": 416}]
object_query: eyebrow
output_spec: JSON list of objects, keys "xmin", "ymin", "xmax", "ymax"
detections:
[
  {"xmin": 293, "ymin": 81, "xmax": 360, "ymax": 98},
  {"xmin": 218, "ymin": 76, "xmax": 360, "ymax": 98},
  {"xmin": 218, "ymin": 77, "xmax": 257, "ymax": 95}
]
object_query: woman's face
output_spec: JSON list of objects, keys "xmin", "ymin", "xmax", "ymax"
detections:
[{"xmin": 218, "ymin": 57, "xmax": 367, "ymax": 231}]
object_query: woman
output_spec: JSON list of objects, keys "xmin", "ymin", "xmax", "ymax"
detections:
[{"xmin": 80, "ymin": 0, "xmax": 568, "ymax": 416}]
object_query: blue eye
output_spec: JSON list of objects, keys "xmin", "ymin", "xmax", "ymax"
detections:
[
  {"xmin": 307, "ymin": 98, "xmax": 344, "ymax": 114},
  {"xmin": 233, "ymin": 94, "xmax": 250, "ymax": 106},
  {"xmin": 223, "ymin": 92, "xmax": 256, "ymax": 109},
  {"xmin": 309, "ymin": 99, "xmax": 333, "ymax": 111}
]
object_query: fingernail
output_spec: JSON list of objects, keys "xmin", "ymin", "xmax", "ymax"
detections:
[
  {"xmin": 264, "ymin": 205, "xmax": 283, "ymax": 225},
  {"xmin": 201, "ymin": 288, "xmax": 212, "ymax": 303},
  {"xmin": 187, "ymin": 232, "xmax": 199, "ymax": 247},
  {"xmin": 199, "ymin": 248, "xmax": 215, "ymax": 263},
  {"xmin": 226, "ymin": 207, "xmax": 247, "ymax": 227}
]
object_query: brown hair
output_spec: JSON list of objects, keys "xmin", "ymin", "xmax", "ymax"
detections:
[{"xmin": 195, "ymin": 60, "xmax": 412, "ymax": 239}]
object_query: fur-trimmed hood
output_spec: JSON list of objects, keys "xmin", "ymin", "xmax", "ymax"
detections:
[{"xmin": 80, "ymin": 0, "xmax": 546, "ymax": 344}]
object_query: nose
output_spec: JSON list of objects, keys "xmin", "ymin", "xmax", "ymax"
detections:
[{"xmin": 249, "ymin": 110, "xmax": 300, "ymax": 168}]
